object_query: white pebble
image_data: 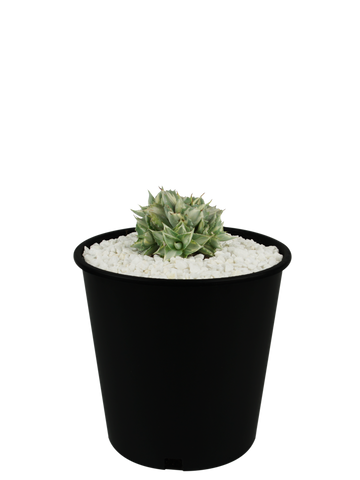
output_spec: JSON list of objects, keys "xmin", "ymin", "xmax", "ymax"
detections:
[{"xmin": 82, "ymin": 232, "xmax": 283, "ymax": 279}]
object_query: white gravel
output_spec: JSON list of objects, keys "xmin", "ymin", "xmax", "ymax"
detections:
[{"xmin": 82, "ymin": 232, "xmax": 283, "ymax": 279}]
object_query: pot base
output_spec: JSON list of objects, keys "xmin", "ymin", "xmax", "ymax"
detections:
[{"xmin": 108, "ymin": 439, "xmax": 257, "ymax": 473}]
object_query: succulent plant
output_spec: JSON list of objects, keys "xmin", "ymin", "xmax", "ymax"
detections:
[{"xmin": 131, "ymin": 187, "xmax": 234, "ymax": 261}]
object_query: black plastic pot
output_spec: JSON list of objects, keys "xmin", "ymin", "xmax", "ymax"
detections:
[{"xmin": 74, "ymin": 227, "xmax": 291, "ymax": 471}]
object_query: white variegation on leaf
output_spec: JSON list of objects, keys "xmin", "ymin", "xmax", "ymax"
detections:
[{"xmin": 131, "ymin": 187, "xmax": 235, "ymax": 260}]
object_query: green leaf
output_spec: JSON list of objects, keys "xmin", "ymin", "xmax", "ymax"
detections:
[
  {"xmin": 164, "ymin": 205, "xmax": 182, "ymax": 228},
  {"xmin": 199, "ymin": 245, "xmax": 215, "ymax": 257},
  {"xmin": 154, "ymin": 244, "xmax": 166, "ymax": 257},
  {"xmin": 162, "ymin": 190, "xmax": 177, "ymax": 209},
  {"xmin": 151, "ymin": 230, "xmax": 164, "ymax": 246},
  {"xmin": 205, "ymin": 206, "xmax": 219, "ymax": 225},
  {"xmin": 131, "ymin": 207, "xmax": 145, "ymax": 218},
  {"xmin": 147, "ymin": 205, "xmax": 169, "ymax": 228},
  {"xmin": 208, "ymin": 220, "xmax": 217, "ymax": 233},
  {"xmin": 195, "ymin": 218, "xmax": 205, "ymax": 234},
  {"xmin": 143, "ymin": 244, "xmax": 159, "ymax": 256},
  {"xmin": 192, "ymin": 233, "xmax": 212, "ymax": 246},
  {"xmin": 155, "ymin": 191, "xmax": 162, "ymax": 204},
  {"xmin": 210, "ymin": 237, "xmax": 221, "ymax": 249},
  {"xmin": 183, "ymin": 240, "xmax": 202, "ymax": 257},
  {"xmin": 135, "ymin": 221, "xmax": 147, "ymax": 238},
  {"xmin": 163, "ymin": 224, "xmax": 178, "ymax": 237},
  {"xmin": 148, "ymin": 190, "xmax": 155, "ymax": 205},
  {"xmin": 216, "ymin": 232, "xmax": 233, "ymax": 241},
  {"xmin": 163, "ymin": 230, "xmax": 180, "ymax": 249},
  {"xmin": 184, "ymin": 207, "xmax": 202, "ymax": 227},
  {"xmin": 131, "ymin": 239, "xmax": 146, "ymax": 250},
  {"xmin": 149, "ymin": 212, "xmax": 163, "ymax": 230},
  {"xmin": 143, "ymin": 231, "xmax": 154, "ymax": 247},
  {"xmin": 175, "ymin": 196, "xmax": 186, "ymax": 213},
  {"xmin": 178, "ymin": 230, "xmax": 193, "ymax": 249},
  {"xmin": 214, "ymin": 217, "xmax": 224, "ymax": 231},
  {"xmin": 193, "ymin": 194, "xmax": 205, "ymax": 206},
  {"xmin": 164, "ymin": 246, "xmax": 182, "ymax": 261},
  {"xmin": 174, "ymin": 221, "xmax": 187, "ymax": 235}
]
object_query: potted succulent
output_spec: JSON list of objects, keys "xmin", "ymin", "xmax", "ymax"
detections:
[
  {"xmin": 74, "ymin": 188, "xmax": 291, "ymax": 471},
  {"xmin": 130, "ymin": 188, "xmax": 235, "ymax": 260}
]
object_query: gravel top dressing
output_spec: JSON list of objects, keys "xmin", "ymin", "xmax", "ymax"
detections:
[{"xmin": 83, "ymin": 232, "xmax": 283, "ymax": 280}]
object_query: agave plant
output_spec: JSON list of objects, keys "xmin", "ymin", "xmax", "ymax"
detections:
[{"xmin": 131, "ymin": 187, "xmax": 234, "ymax": 261}]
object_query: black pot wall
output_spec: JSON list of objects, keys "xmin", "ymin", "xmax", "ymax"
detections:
[{"xmin": 74, "ymin": 227, "xmax": 291, "ymax": 471}]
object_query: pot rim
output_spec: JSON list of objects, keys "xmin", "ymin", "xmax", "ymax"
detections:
[{"xmin": 74, "ymin": 227, "xmax": 291, "ymax": 285}]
